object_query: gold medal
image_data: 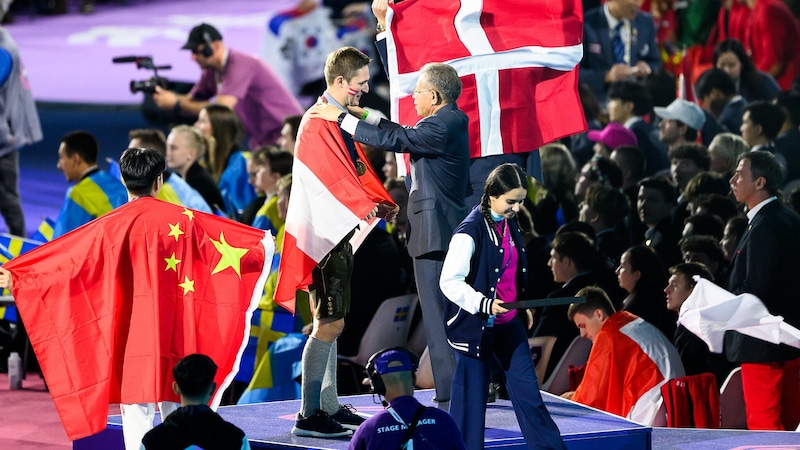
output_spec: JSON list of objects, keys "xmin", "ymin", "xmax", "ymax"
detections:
[{"xmin": 356, "ymin": 160, "xmax": 367, "ymax": 176}]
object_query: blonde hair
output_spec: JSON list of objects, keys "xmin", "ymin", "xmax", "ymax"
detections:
[
  {"xmin": 709, "ymin": 132, "xmax": 749, "ymax": 175},
  {"xmin": 170, "ymin": 124, "xmax": 210, "ymax": 165}
]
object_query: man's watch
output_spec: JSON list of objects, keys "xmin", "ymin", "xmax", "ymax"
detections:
[
  {"xmin": 376, "ymin": 23, "xmax": 386, "ymax": 33},
  {"xmin": 337, "ymin": 112, "xmax": 347, "ymax": 125}
]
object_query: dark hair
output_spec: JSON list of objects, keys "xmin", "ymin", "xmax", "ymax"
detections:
[
  {"xmin": 638, "ymin": 176, "xmax": 678, "ymax": 205},
  {"xmin": 61, "ymin": 130, "xmax": 99, "ymax": 164},
  {"xmin": 668, "ymin": 142, "xmax": 711, "ymax": 171},
  {"xmin": 607, "ymin": 80, "xmax": 653, "ymax": 116},
  {"xmin": 683, "ymin": 172, "xmax": 731, "ymax": 204},
  {"xmin": 695, "ymin": 68, "xmax": 736, "ymax": 99},
  {"xmin": 556, "ymin": 220, "xmax": 597, "ymax": 242},
  {"xmin": 568, "ymin": 286, "xmax": 616, "ymax": 321},
  {"xmin": 692, "ymin": 194, "xmax": 738, "ymax": 222},
  {"xmin": 551, "ymin": 231, "xmax": 599, "ymax": 272},
  {"xmin": 669, "ymin": 262, "xmax": 715, "ymax": 285},
  {"xmin": 252, "ymin": 146, "xmax": 294, "ymax": 177},
  {"xmin": 128, "ymin": 128, "xmax": 167, "ymax": 156},
  {"xmin": 119, "ymin": 147, "xmax": 165, "ymax": 197},
  {"xmin": 775, "ymin": 91, "xmax": 800, "ymax": 128},
  {"xmin": 611, "ymin": 145, "xmax": 646, "ymax": 180},
  {"xmin": 680, "ymin": 235, "xmax": 725, "ymax": 266},
  {"xmin": 739, "ymin": 151, "xmax": 784, "ymax": 196},
  {"xmin": 683, "ymin": 213, "xmax": 725, "ymax": 240},
  {"xmin": 584, "ymin": 185, "xmax": 630, "ymax": 227},
  {"xmin": 324, "ymin": 46, "xmax": 371, "ymax": 85},
  {"xmin": 643, "ymin": 69, "xmax": 677, "ymax": 108},
  {"xmin": 204, "ymin": 104, "xmax": 244, "ymax": 182},
  {"xmin": 743, "ymin": 101, "xmax": 786, "ymax": 140},
  {"xmin": 584, "ymin": 156, "xmax": 623, "ymax": 188},
  {"xmin": 173, "ymin": 354, "xmax": 217, "ymax": 398},
  {"xmin": 713, "ymin": 38, "xmax": 768, "ymax": 101},
  {"xmin": 283, "ymin": 114, "xmax": 303, "ymax": 141},
  {"xmin": 724, "ymin": 215, "xmax": 748, "ymax": 243},
  {"xmin": 579, "ymin": 82, "xmax": 602, "ymax": 122},
  {"xmin": 480, "ymin": 163, "xmax": 528, "ymax": 228},
  {"xmin": 623, "ymin": 245, "xmax": 668, "ymax": 295}
]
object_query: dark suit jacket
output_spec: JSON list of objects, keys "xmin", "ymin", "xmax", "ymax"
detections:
[
  {"xmin": 184, "ymin": 162, "xmax": 224, "ymax": 213},
  {"xmin": 774, "ymin": 128, "xmax": 800, "ymax": 184},
  {"xmin": 628, "ymin": 118, "xmax": 669, "ymax": 177},
  {"xmin": 719, "ymin": 96, "xmax": 746, "ymax": 135},
  {"xmin": 580, "ymin": 7, "xmax": 662, "ymax": 101},
  {"xmin": 351, "ymin": 103, "xmax": 470, "ymax": 257},
  {"xmin": 724, "ymin": 200, "xmax": 800, "ymax": 362}
]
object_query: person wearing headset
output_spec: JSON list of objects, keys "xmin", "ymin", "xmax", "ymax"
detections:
[
  {"xmin": 349, "ymin": 347, "xmax": 465, "ymax": 450},
  {"xmin": 152, "ymin": 23, "xmax": 302, "ymax": 150}
]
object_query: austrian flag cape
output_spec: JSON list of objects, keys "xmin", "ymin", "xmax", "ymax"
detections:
[
  {"xmin": 386, "ymin": 0, "xmax": 586, "ymax": 168},
  {"xmin": 5, "ymin": 198, "xmax": 273, "ymax": 440},
  {"xmin": 275, "ymin": 115, "xmax": 395, "ymax": 314}
]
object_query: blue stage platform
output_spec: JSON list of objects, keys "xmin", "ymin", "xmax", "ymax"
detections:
[{"xmin": 73, "ymin": 389, "xmax": 651, "ymax": 450}]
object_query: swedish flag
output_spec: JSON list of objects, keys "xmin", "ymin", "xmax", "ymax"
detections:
[
  {"xmin": 31, "ymin": 218, "xmax": 55, "ymax": 243},
  {"xmin": 0, "ymin": 234, "xmax": 44, "ymax": 318}
]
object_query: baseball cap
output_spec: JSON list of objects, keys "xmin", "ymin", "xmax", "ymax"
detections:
[
  {"xmin": 654, "ymin": 99, "xmax": 706, "ymax": 131},
  {"xmin": 587, "ymin": 122, "xmax": 638, "ymax": 150},
  {"xmin": 373, "ymin": 349, "xmax": 414, "ymax": 375},
  {"xmin": 181, "ymin": 23, "xmax": 223, "ymax": 51}
]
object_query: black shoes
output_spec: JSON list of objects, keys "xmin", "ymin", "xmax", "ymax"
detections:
[
  {"xmin": 291, "ymin": 409, "xmax": 352, "ymax": 438},
  {"xmin": 331, "ymin": 404, "xmax": 366, "ymax": 431}
]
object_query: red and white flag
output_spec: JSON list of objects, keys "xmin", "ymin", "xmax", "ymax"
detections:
[
  {"xmin": 385, "ymin": 0, "xmax": 587, "ymax": 175},
  {"xmin": 275, "ymin": 114, "xmax": 395, "ymax": 314}
]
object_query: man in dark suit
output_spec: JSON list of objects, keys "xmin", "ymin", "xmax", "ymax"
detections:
[
  {"xmin": 726, "ymin": 151, "xmax": 800, "ymax": 430},
  {"xmin": 311, "ymin": 62, "xmax": 470, "ymax": 406},
  {"xmin": 580, "ymin": 0, "xmax": 662, "ymax": 102}
]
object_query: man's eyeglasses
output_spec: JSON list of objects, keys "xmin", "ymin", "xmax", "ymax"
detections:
[{"xmin": 412, "ymin": 89, "xmax": 434, "ymax": 95}]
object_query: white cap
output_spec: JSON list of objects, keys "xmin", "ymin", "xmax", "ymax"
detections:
[{"xmin": 654, "ymin": 99, "xmax": 706, "ymax": 131}]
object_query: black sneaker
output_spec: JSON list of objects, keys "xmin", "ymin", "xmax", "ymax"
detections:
[
  {"xmin": 330, "ymin": 404, "xmax": 366, "ymax": 430},
  {"xmin": 291, "ymin": 409, "xmax": 352, "ymax": 438}
]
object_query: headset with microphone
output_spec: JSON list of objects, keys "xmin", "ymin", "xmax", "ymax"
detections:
[
  {"xmin": 200, "ymin": 31, "xmax": 214, "ymax": 58},
  {"xmin": 365, "ymin": 347, "xmax": 419, "ymax": 398}
]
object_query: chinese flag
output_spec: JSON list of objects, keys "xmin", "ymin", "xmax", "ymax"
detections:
[{"xmin": 4, "ymin": 198, "xmax": 273, "ymax": 440}]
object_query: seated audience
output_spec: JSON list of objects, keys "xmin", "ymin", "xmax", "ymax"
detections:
[
  {"xmin": 679, "ymin": 235, "xmax": 729, "ymax": 289},
  {"xmin": 707, "ymin": 132, "xmax": 749, "ymax": 179},
  {"xmin": 720, "ymin": 216, "xmax": 748, "ymax": 263},
  {"xmin": 713, "ymin": 38, "xmax": 781, "ymax": 102},
  {"xmin": 531, "ymin": 143, "xmax": 579, "ymax": 237},
  {"xmin": 586, "ymin": 122, "xmax": 638, "ymax": 159},
  {"xmin": 637, "ymin": 176, "xmax": 682, "ymax": 267},
  {"xmin": 665, "ymin": 263, "xmax": 737, "ymax": 387},
  {"xmin": 575, "ymin": 155, "xmax": 624, "ymax": 200},
  {"xmin": 564, "ymin": 287, "xmax": 684, "ymax": 424},
  {"xmin": 578, "ymin": 185, "xmax": 630, "ymax": 267},
  {"xmin": 695, "ymin": 68, "xmax": 746, "ymax": 135},
  {"xmin": 617, "ymin": 245, "xmax": 676, "ymax": 339}
]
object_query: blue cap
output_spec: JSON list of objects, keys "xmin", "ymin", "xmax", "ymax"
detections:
[{"xmin": 373, "ymin": 350, "xmax": 414, "ymax": 375}]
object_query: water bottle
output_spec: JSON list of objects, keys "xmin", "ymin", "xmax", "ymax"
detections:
[{"xmin": 8, "ymin": 351, "xmax": 22, "ymax": 390}]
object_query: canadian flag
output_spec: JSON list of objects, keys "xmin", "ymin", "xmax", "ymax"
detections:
[
  {"xmin": 275, "ymin": 113, "xmax": 395, "ymax": 314},
  {"xmin": 385, "ymin": 0, "xmax": 587, "ymax": 175}
]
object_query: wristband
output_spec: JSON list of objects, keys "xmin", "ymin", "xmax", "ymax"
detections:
[{"xmin": 361, "ymin": 110, "xmax": 369, "ymax": 120}]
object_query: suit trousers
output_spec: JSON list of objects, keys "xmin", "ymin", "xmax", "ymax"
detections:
[
  {"xmin": 0, "ymin": 151, "xmax": 25, "ymax": 236},
  {"xmin": 741, "ymin": 357, "xmax": 800, "ymax": 430},
  {"xmin": 413, "ymin": 255, "xmax": 456, "ymax": 403},
  {"xmin": 450, "ymin": 317, "xmax": 565, "ymax": 450}
]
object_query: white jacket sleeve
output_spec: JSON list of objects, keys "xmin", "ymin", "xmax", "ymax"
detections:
[{"xmin": 440, "ymin": 233, "xmax": 490, "ymax": 315}]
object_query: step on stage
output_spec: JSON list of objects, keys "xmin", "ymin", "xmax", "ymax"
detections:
[{"xmin": 73, "ymin": 389, "xmax": 650, "ymax": 449}]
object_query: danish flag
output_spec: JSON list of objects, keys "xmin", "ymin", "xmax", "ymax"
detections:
[{"xmin": 385, "ymin": 0, "xmax": 587, "ymax": 175}]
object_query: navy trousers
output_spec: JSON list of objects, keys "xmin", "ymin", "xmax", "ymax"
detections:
[{"xmin": 449, "ymin": 316, "xmax": 565, "ymax": 450}]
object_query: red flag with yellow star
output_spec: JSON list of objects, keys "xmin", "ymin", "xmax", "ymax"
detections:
[{"xmin": 3, "ymin": 197, "xmax": 273, "ymax": 440}]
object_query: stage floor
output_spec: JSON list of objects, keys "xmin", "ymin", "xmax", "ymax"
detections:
[{"xmin": 73, "ymin": 389, "xmax": 651, "ymax": 449}]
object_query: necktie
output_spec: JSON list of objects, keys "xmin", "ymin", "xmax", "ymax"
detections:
[{"xmin": 613, "ymin": 22, "xmax": 624, "ymax": 64}]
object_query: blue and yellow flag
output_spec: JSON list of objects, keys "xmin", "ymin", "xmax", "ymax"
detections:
[
  {"xmin": 0, "ymin": 233, "xmax": 44, "ymax": 320},
  {"xmin": 31, "ymin": 218, "xmax": 55, "ymax": 243}
]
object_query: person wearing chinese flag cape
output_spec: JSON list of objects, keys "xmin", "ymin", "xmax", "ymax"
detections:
[{"xmin": 0, "ymin": 148, "xmax": 274, "ymax": 449}]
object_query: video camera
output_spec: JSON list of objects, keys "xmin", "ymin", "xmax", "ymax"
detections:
[{"xmin": 112, "ymin": 55, "xmax": 171, "ymax": 94}]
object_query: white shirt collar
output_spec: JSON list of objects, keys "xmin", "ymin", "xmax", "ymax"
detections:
[
  {"xmin": 746, "ymin": 196, "xmax": 777, "ymax": 222},
  {"xmin": 604, "ymin": 3, "xmax": 623, "ymax": 30}
]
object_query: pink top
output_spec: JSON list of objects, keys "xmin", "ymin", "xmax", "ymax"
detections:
[{"xmin": 493, "ymin": 219, "xmax": 518, "ymax": 324}]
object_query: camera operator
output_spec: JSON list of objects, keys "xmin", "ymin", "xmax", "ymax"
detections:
[{"xmin": 152, "ymin": 23, "xmax": 303, "ymax": 150}]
